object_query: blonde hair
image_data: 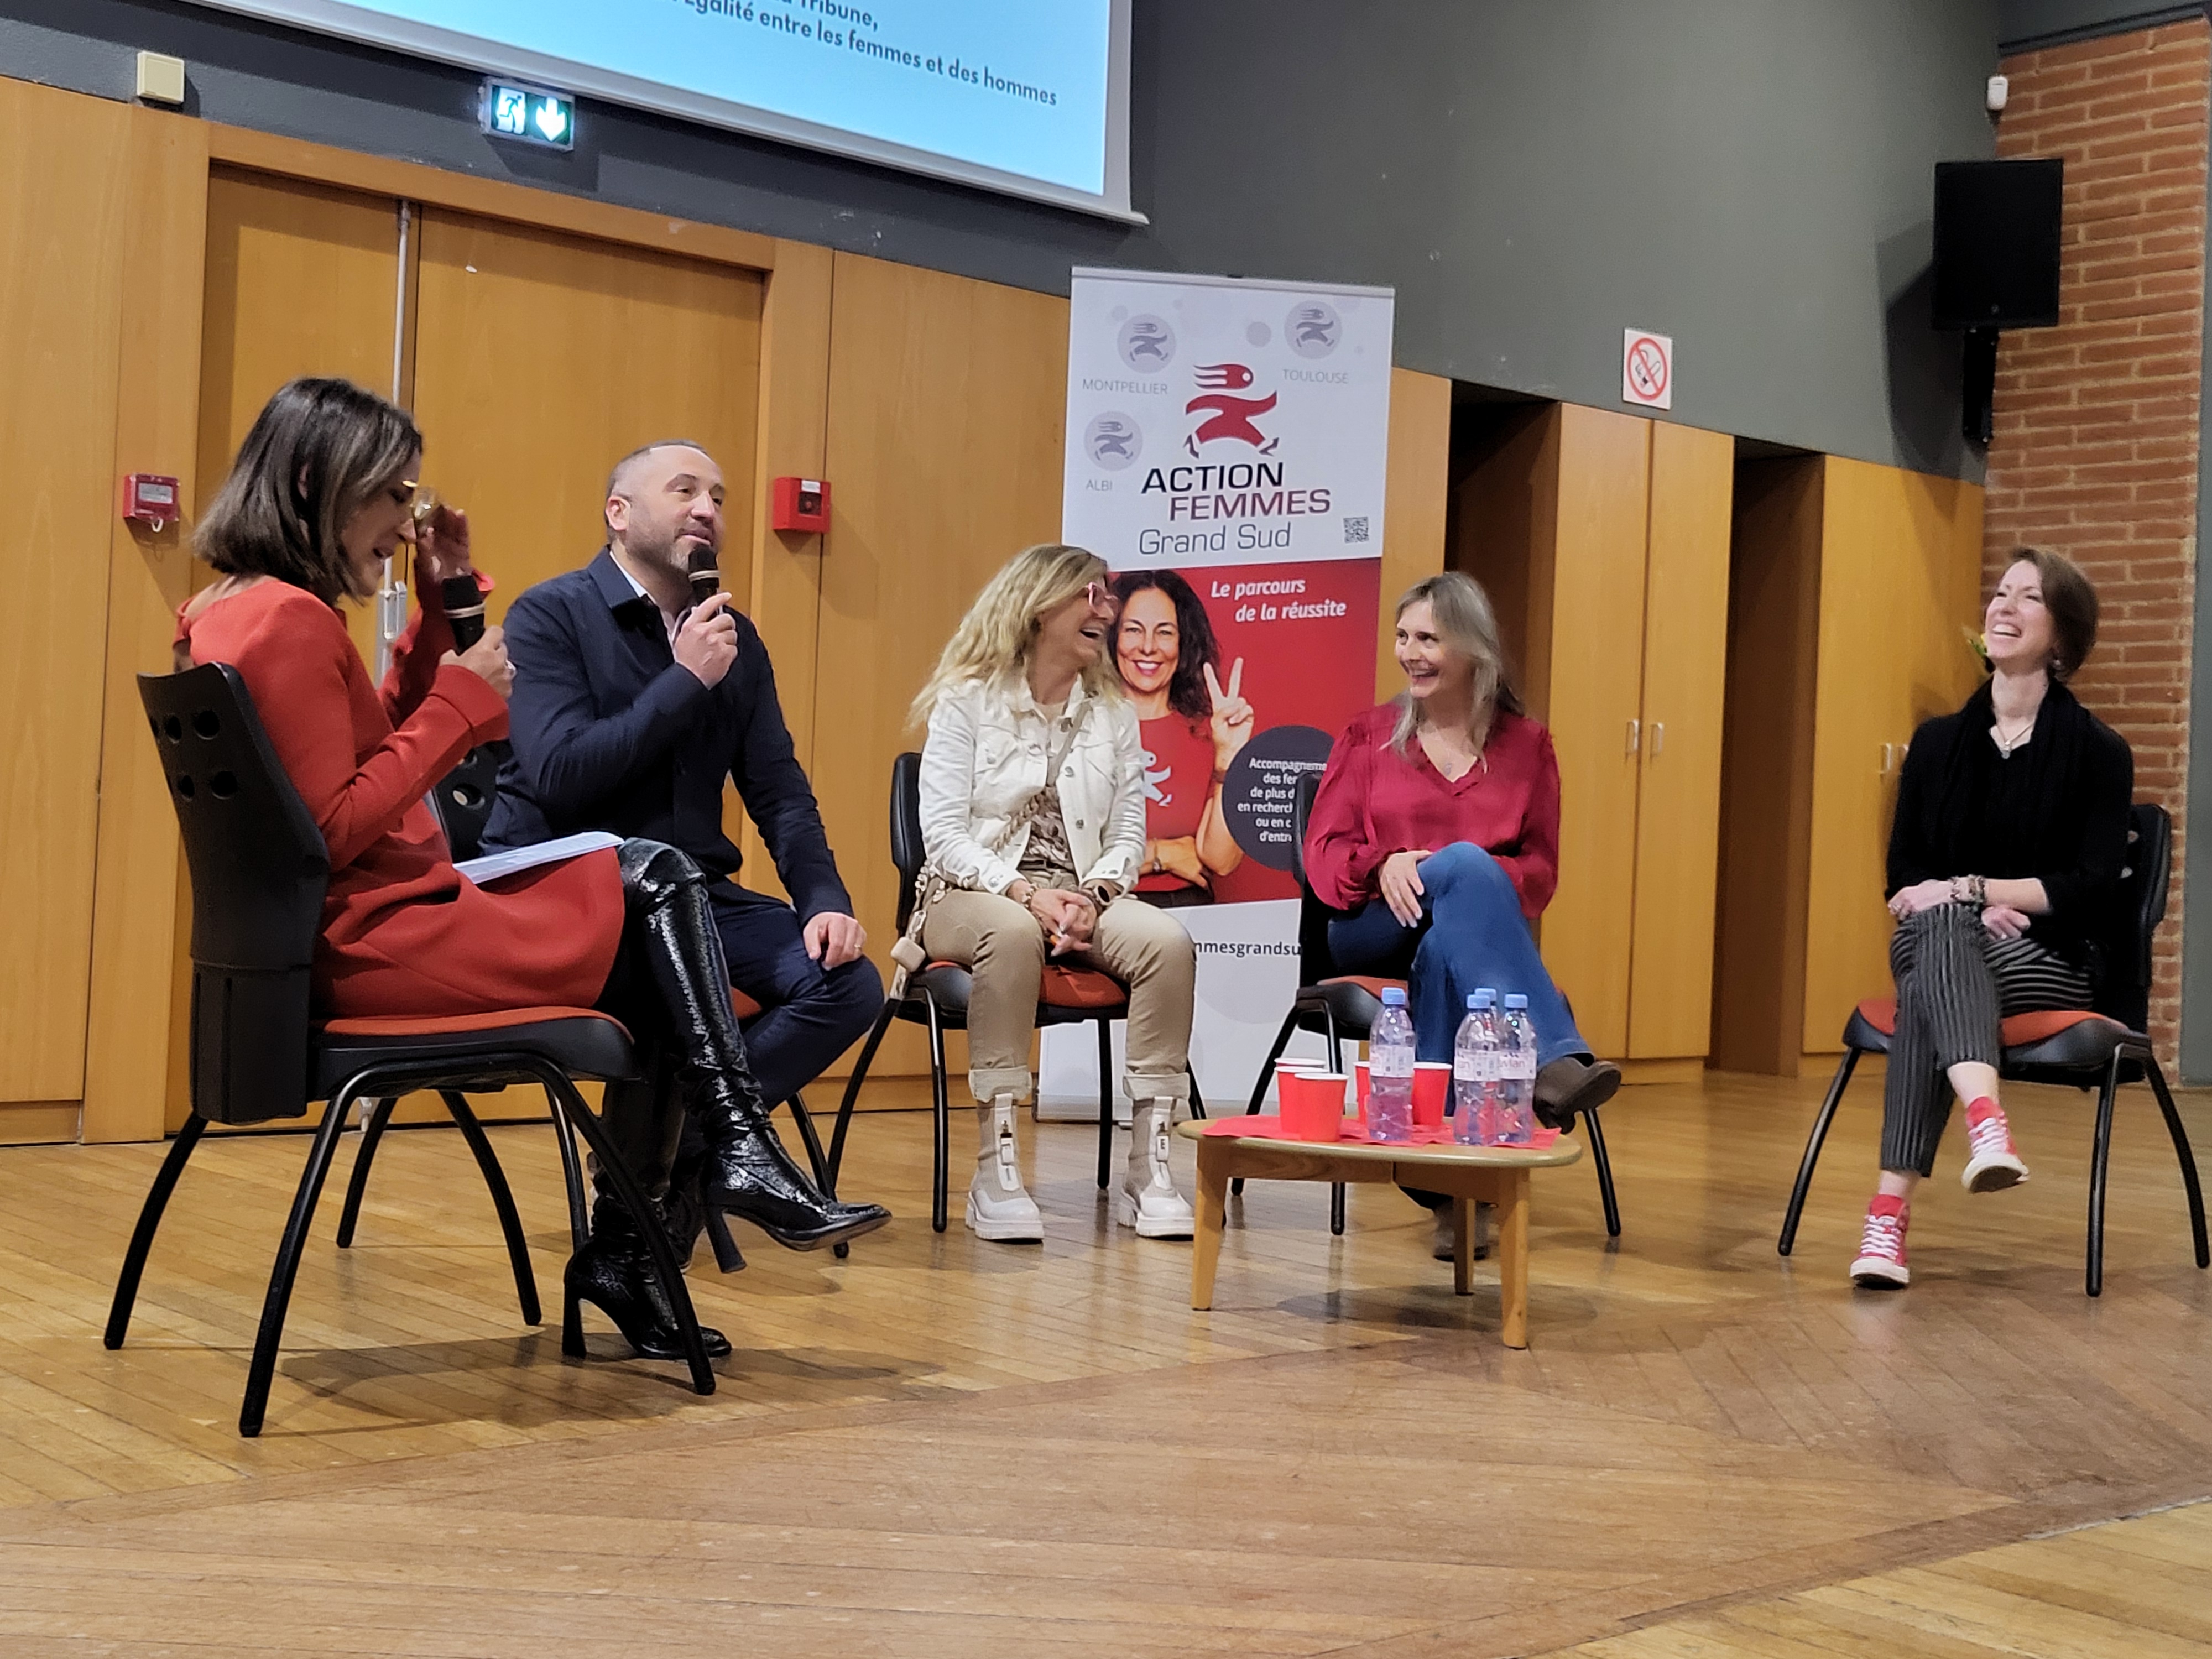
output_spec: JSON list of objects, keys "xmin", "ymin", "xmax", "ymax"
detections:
[
  {"xmin": 1390, "ymin": 571, "xmax": 1521, "ymax": 757},
  {"xmin": 912, "ymin": 543, "xmax": 1121, "ymax": 724}
]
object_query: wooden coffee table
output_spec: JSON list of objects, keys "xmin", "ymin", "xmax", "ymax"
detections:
[{"xmin": 1176, "ymin": 1120, "xmax": 1584, "ymax": 1348}]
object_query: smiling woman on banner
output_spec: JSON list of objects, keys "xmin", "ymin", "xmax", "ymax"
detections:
[
  {"xmin": 1305, "ymin": 573, "xmax": 1623, "ymax": 1245},
  {"xmin": 907, "ymin": 545, "xmax": 1200, "ymax": 1245},
  {"xmin": 1109, "ymin": 570, "xmax": 1256, "ymax": 907}
]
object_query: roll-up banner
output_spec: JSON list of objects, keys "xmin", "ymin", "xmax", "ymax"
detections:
[{"xmin": 1041, "ymin": 267, "xmax": 1395, "ymax": 1115}]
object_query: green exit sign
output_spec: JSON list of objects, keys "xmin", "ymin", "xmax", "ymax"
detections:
[{"xmin": 479, "ymin": 79, "xmax": 575, "ymax": 151}]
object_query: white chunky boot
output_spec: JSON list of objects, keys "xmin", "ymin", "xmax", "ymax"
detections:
[
  {"xmin": 1114, "ymin": 1097, "xmax": 1195, "ymax": 1239},
  {"xmin": 965, "ymin": 1094, "xmax": 1044, "ymax": 1243}
]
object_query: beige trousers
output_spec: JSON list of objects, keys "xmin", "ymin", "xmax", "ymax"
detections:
[{"xmin": 921, "ymin": 889, "xmax": 1196, "ymax": 1107}]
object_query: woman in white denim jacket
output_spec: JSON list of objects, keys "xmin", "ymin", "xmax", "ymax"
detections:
[{"xmin": 912, "ymin": 544, "xmax": 1198, "ymax": 1243}]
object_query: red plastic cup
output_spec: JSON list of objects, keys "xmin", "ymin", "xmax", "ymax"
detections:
[
  {"xmin": 1281, "ymin": 1072, "xmax": 1347, "ymax": 1141},
  {"xmin": 1354, "ymin": 1060, "xmax": 1371, "ymax": 1112},
  {"xmin": 1412, "ymin": 1062, "xmax": 1451, "ymax": 1130}
]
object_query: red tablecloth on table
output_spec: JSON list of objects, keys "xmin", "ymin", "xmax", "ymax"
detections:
[{"xmin": 1203, "ymin": 1117, "xmax": 1561, "ymax": 1151}]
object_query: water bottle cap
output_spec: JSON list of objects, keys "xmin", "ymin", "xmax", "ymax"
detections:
[
  {"xmin": 1470, "ymin": 989, "xmax": 1495, "ymax": 1008},
  {"xmin": 1504, "ymin": 993, "xmax": 1529, "ymax": 1009},
  {"xmin": 1381, "ymin": 987, "xmax": 1407, "ymax": 1006}
]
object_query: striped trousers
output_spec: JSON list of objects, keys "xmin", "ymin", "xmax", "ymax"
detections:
[{"xmin": 1881, "ymin": 902, "xmax": 2093, "ymax": 1176}]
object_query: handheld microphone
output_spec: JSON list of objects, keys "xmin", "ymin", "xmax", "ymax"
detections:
[
  {"xmin": 441, "ymin": 576, "xmax": 487, "ymax": 651},
  {"xmin": 686, "ymin": 544, "xmax": 722, "ymax": 611}
]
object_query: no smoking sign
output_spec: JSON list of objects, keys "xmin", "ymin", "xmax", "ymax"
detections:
[{"xmin": 1622, "ymin": 328, "xmax": 1673, "ymax": 410}]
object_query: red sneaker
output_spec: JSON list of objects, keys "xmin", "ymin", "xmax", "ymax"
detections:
[
  {"xmin": 1961, "ymin": 1097, "xmax": 2029, "ymax": 1193},
  {"xmin": 1850, "ymin": 1195, "xmax": 1910, "ymax": 1288}
]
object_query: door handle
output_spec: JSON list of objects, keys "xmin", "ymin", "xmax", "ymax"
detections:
[
  {"xmin": 1880, "ymin": 742, "xmax": 1894, "ymax": 775},
  {"xmin": 1626, "ymin": 718, "xmax": 1640, "ymax": 755},
  {"xmin": 1648, "ymin": 721, "xmax": 1664, "ymax": 758}
]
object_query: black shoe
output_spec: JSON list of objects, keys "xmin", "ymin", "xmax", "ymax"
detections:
[
  {"xmin": 693, "ymin": 1083, "xmax": 891, "ymax": 1251},
  {"xmin": 1534, "ymin": 1056, "xmax": 1621, "ymax": 1132},
  {"xmin": 563, "ymin": 1201, "xmax": 731, "ymax": 1362}
]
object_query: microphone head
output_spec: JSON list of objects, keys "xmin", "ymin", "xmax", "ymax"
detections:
[
  {"xmin": 440, "ymin": 575, "xmax": 487, "ymax": 650},
  {"xmin": 686, "ymin": 544, "xmax": 722, "ymax": 607}
]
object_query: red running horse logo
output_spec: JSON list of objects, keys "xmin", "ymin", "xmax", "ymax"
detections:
[{"xmin": 1186, "ymin": 363, "xmax": 1279, "ymax": 455}]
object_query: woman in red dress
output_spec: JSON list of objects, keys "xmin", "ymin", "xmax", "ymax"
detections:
[
  {"xmin": 1109, "ymin": 570, "xmax": 1254, "ymax": 905},
  {"xmin": 180, "ymin": 378, "xmax": 884, "ymax": 1360}
]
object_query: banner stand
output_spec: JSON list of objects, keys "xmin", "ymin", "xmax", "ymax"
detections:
[{"xmin": 1042, "ymin": 267, "xmax": 1396, "ymax": 1114}]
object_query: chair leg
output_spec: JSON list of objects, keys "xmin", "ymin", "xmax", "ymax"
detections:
[
  {"xmin": 1244, "ymin": 1011, "xmax": 1300, "ymax": 1116},
  {"xmin": 1187, "ymin": 1062, "xmax": 1207, "ymax": 1120},
  {"xmin": 441, "ymin": 1091, "xmax": 540, "ymax": 1328},
  {"xmin": 1325, "ymin": 1016, "xmax": 1347, "ymax": 1229},
  {"xmin": 1097, "ymin": 1016, "xmax": 1116, "ymax": 1192},
  {"xmin": 239, "ymin": 1093, "xmax": 356, "ymax": 1438},
  {"xmin": 927, "ymin": 995, "xmax": 952, "ymax": 1235},
  {"xmin": 1778, "ymin": 1048, "xmax": 1861, "ymax": 1258},
  {"xmin": 1584, "ymin": 1106, "xmax": 1622, "ymax": 1239},
  {"xmin": 2088, "ymin": 1048, "xmax": 2121, "ymax": 1298},
  {"xmin": 784, "ymin": 1091, "xmax": 831, "ymax": 1190},
  {"xmin": 539, "ymin": 1067, "xmax": 714, "ymax": 1397},
  {"xmin": 334, "ymin": 1097, "xmax": 399, "ymax": 1249},
  {"xmin": 104, "ymin": 1113, "xmax": 210, "ymax": 1351},
  {"xmin": 2143, "ymin": 1054, "xmax": 2210, "ymax": 1269},
  {"xmin": 826, "ymin": 1001, "xmax": 896, "ymax": 1194},
  {"xmin": 544, "ymin": 1084, "xmax": 591, "ymax": 1253}
]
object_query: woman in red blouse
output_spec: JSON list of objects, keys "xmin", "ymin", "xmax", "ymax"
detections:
[
  {"xmin": 1109, "ymin": 570, "xmax": 1254, "ymax": 905},
  {"xmin": 1305, "ymin": 573, "xmax": 1621, "ymax": 1128},
  {"xmin": 179, "ymin": 379, "xmax": 883, "ymax": 1361}
]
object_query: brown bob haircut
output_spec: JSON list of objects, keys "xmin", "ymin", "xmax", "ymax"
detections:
[
  {"xmin": 2006, "ymin": 546, "xmax": 2099, "ymax": 681},
  {"xmin": 194, "ymin": 377, "xmax": 422, "ymax": 606}
]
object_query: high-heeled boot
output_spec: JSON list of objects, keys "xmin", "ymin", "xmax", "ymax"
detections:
[
  {"xmin": 564, "ymin": 1195, "xmax": 732, "ymax": 1361},
  {"xmin": 1114, "ymin": 1098, "xmax": 1194, "ymax": 1238},
  {"xmin": 966, "ymin": 1093, "xmax": 1044, "ymax": 1241},
  {"xmin": 621, "ymin": 841, "xmax": 891, "ymax": 1252}
]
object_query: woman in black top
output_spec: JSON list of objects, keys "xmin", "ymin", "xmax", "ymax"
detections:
[{"xmin": 1851, "ymin": 548, "xmax": 2132, "ymax": 1289}]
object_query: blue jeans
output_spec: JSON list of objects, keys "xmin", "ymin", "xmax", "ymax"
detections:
[{"xmin": 1326, "ymin": 842, "xmax": 1588, "ymax": 1067}]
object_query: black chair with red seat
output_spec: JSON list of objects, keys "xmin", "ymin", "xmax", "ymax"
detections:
[
  {"xmin": 1777, "ymin": 802, "xmax": 2208, "ymax": 1295},
  {"xmin": 107, "ymin": 664, "xmax": 716, "ymax": 1436},
  {"xmin": 824, "ymin": 751, "xmax": 1203, "ymax": 1232},
  {"xmin": 1237, "ymin": 771, "xmax": 1624, "ymax": 1239}
]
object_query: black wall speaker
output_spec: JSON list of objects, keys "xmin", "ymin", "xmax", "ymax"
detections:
[{"xmin": 1931, "ymin": 158, "xmax": 2064, "ymax": 330}]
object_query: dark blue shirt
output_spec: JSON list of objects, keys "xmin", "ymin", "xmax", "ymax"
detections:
[{"xmin": 482, "ymin": 549, "xmax": 853, "ymax": 921}]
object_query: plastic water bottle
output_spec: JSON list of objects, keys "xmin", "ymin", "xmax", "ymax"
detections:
[
  {"xmin": 1368, "ymin": 988, "xmax": 1416, "ymax": 1142},
  {"xmin": 1453, "ymin": 990, "xmax": 1499, "ymax": 1145},
  {"xmin": 1494, "ymin": 993, "xmax": 1538, "ymax": 1145}
]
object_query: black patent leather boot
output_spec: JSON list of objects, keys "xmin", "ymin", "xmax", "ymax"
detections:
[
  {"xmin": 622, "ymin": 841, "xmax": 891, "ymax": 1253},
  {"xmin": 564, "ymin": 1196, "xmax": 732, "ymax": 1362}
]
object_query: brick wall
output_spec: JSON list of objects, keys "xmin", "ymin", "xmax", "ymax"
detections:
[{"xmin": 1983, "ymin": 18, "xmax": 2209, "ymax": 1055}]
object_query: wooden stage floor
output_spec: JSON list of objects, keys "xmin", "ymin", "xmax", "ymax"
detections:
[{"xmin": 0, "ymin": 1068, "xmax": 2205, "ymax": 1655}]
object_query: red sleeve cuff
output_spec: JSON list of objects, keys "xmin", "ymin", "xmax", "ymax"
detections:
[{"xmin": 430, "ymin": 662, "xmax": 510, "ymax": 742}]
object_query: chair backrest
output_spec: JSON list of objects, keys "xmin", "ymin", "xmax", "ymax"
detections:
[
  {"xmin": 1289, "ymin": 768, "xmax": 1343, "ymax": 983},
  {"xmin": 889, "ymin": 750, "xmax": 926, "ymax": 931},
  {"xmin": 2103, "ymin": 801, "xmax": 2171, "ymax": 1032},
  {"xmin": 141, "ymin": 665, "xmax": 329, "ymax": 1124},
  {"xmin": 430, "ymin": 738, "xmax": 510, "ymax": 863}
]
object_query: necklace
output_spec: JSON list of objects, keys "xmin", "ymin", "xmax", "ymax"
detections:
[{"xmin": 1992, "ymin": 716, "xmax": 2036, "ymax": 757}]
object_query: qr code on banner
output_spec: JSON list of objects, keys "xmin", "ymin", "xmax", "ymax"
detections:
[{"xmin": 1342, "ymin": 516, "xmax": 1369, "ymax": 544}]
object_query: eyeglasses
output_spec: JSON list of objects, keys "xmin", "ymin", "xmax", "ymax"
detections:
[
  {"xmin": 1084, "ymin": 580, "xmax": 1117, "ymax": 615},
  {"xmin": 404, "ymin": 482, "xmax": 440, "ymax": 526}
]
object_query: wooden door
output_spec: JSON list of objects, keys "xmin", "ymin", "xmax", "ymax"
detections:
[
  {"xmin": 1799, "ymin": 457, "xmax": 1985, "ymax": 1055},
  {"xmin": 1626, "ymin": 423, "xmax": 1734, "ymax": 1059},
  {"xmin": 409, "ymin": 210, "xmax": 763, "ymax": 630},
  {"xmin": 813, "ymin": 253, "xmax": 1070, "ymax": 1075},
  {"xmin": 197, "ymin": 168, "xmax": 406, "ymax": 667},
  {"xmin": 0, "ymin": 81, "xmax": 134, "ymax": 1137},
  {"xmin": 1536, "ymin": 405, "xmax": 1652, "ymax": 1058}
]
